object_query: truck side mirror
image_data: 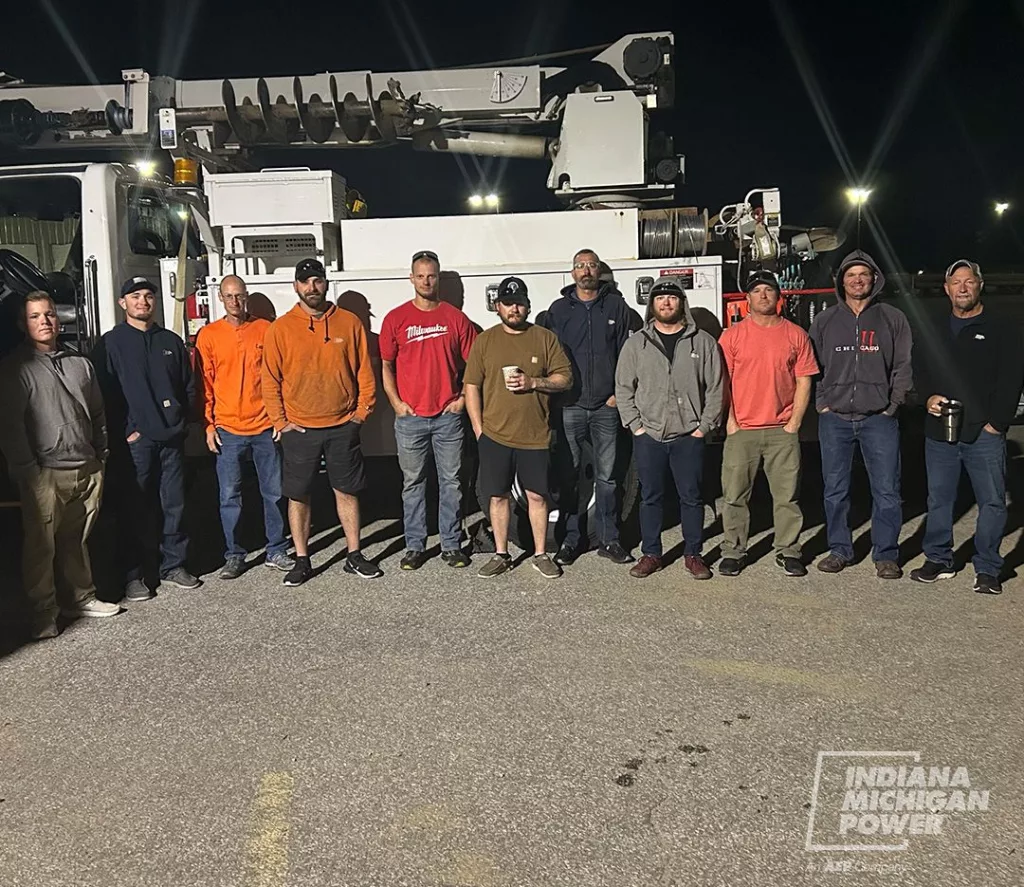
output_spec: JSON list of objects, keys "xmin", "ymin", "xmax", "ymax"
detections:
[{"xmin": 635, "ymin": 276, "xmax": 654, "ymax": 305}]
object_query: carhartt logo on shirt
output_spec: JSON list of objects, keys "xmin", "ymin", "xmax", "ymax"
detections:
[
  {"xmin": 531, "ymin": 356, "xmax": 539, "ymax": 363},
  {"xmin": 406, "ymin": 323, "xmax": 449, "ymax": 343},
  {"xmin": 163, "ymin": 349, "xmax": 173, "ymax": 356},
  {"xmin": 608, "ymin": 319, "xmax": 616, "ymax": 325},
  {"xmin": 332, "ymin": 338, "xmax": 346, "ymax": 344},
  {"xmin": 162, "ymin": 399, "xmax": 171, "ymax": 407},
  {"xmin": 974, "ymin": 334, "xmax": 986, "ymax": 340}
]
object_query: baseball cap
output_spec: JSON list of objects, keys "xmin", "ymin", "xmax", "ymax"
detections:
[
  {"xmin": 650, "ymin": 277, "xmax": 686, "ymax": 298},
  {"xmin": 944, "ymin": 258, "xmax": 983, "ymax": 282},
  {"xmin": 496, "ymin": 276, "xmax": 529, "ymax": 305},
  {"xmin": 744, "ymin": 269, "xmax": 781, "ymax": 293},
  {"xmin": 295, "ymin": 258, "xmax": 327, "ymax": 282},
  {"xmin": 120, "ymin": 276, "xmax": 158, "ymax": 298}
]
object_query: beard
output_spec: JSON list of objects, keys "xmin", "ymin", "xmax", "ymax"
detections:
[
  {"xmin": 654, "ymin": 306, "xmax": 685, "ymax": 325},
  {"xmin": 299, "ymin": 289, "xmax": 327, "ymax": 312},
  {"xmin": 501, "ymin": 314, "xmax": 529, "ymax": 331},
  {"xmin": 577, "ymin": 274, "xmax": 599, "ymax": 291}
]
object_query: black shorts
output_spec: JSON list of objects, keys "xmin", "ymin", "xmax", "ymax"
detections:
[
  {"xmin": 477, "ymin": 434, "xmax": 550, "ymax": 499},
  {"xmin": 280, "ymin": 421, "xmax": 365, "ymax": 499}
]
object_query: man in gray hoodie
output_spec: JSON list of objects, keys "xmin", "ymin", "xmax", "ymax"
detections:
[
  {"xmin": 615, "ymin": 277, "xmax": 724, "ymax": 580},
  {"xmin": 809, "ymin": 250, "xmax": 913, "ymax": 579},
  {"xmin": 0, "ymin": 291, "xmax": 120, "ymax": 640}
]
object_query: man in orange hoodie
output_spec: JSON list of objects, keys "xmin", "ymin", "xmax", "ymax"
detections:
[
  {"xmin": 262, "ymin": 259, "xmax": 380, "ymax": 585},
  {"xmin": 195, "ymin": 275, "xmax": 295, "ymax": 580}
]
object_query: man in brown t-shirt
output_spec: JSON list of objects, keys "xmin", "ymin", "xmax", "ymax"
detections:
[{"xmin": 464, "ymin": 277, "xmax": 572, "ymax": 579}]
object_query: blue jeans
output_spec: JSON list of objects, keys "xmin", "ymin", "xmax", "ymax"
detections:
[
  {"xmin": 818, "ymin": 411, "xmax": 902, "ymax": 563},
  {"xmin": 216, "ymin": 428, "xmax": 287, "ymax": 560},
  {"xmin": 394, "ymin": 412, "xmax": 465, "ymax": 552},
  {"xmin": 633, "ymin": 431, "xmax": 705, "ymax": 557},
  {"xmin": 560, "ymin": 404, "xmax": 621, "ymax": 548},
  {"xmin": 923, "ymin": 432, "xmax": 1007, "ymax": 577},
  {"xmin": 124, "ymin": 436, "xmax": 187, "ymax": 580}
]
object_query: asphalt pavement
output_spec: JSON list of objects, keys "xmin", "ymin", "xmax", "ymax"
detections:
[{"xmin": 1, "ymin": 430, "xmax": 1022, "ymax": 887}]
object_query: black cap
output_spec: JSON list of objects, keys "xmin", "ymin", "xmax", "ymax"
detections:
[
  {"xmin": 120, "ymin": 276, "xmax": 158, "ymax": 298},
  {"xmin": 649, "ymin": 277, "xmax": 686, "ymax": 298},
  {"xmin": 744, "ymin": 269, "xmax": 781, "ymax": 294},
  {"xmin": 496, "ymin": 276, "xmax": 529, "ymax": 305},
  {"xmin": 295, "ymin": 258, "xmax": 326, "ymax": 282}
]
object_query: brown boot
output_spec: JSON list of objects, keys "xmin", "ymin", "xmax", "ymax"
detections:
[
  {"xmin": 684, "ymin": 555, "xmax": 712, "ymax": 580},
  {"xmin": 629, "ymin": 555, "xmax": 663, "ymax": 579}
]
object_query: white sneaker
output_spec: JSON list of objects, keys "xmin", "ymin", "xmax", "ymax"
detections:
[{"xmin": 62, "ymin": 599, "xmax": 122, "ymax": 618}]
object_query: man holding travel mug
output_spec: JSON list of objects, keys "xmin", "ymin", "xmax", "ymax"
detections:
[{"xmin": 912, "ymin": 259, "xmax": 1024, "ymax": 594}]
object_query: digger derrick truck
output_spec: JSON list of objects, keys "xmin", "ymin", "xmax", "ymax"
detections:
[{"xmin": 0, "ymin": 31, "xmax": 840, "ymax": 542}]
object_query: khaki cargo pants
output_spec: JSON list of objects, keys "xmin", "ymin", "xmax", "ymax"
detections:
[
  {"xmin": 18, "ymin": 463, "xmax": 104, "ymax": 621},
  {"xmin": 721, "ymin": 427, "xmax": 802, "ymax": 560}
]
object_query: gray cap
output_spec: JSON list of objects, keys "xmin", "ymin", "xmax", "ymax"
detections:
[{"xmin": 944, "ymin": 258, "xmax": 983, "ymax": 282}]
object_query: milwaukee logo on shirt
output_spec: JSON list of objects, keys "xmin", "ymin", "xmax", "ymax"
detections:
[{"xmin": 406, "ymin": 323, "xmax": 450, "ymax": 344}]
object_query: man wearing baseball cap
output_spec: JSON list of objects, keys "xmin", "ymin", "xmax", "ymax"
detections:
[
  {"xmin": 92, "ymin": 276, "xmax": 200, "ymax": 600},
  {"xmin": 261, "ymin": 258, "xmax": 380, "ymax": 586},
  {"xmin": 463, "ymin": 276, "xmax": 572, "ymax": 579},
  {"xmin": 615, "ymin": 276, "xmax": 723, "ymax": 580},
  {"xmin": 911, "ymin": 259, "xmax": 1024, "ymax": 594},
  {"xmin": 717, "ymin": 270, "xmax": 819, "ymax": 577}
]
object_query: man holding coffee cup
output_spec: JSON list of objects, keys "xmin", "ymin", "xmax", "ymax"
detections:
[
  {"xmin": 464, "ymin": 277, "xmax": 572, "ymax": 579},
  {"xmin": 911, "ymin": 259, "xmax": 1024, "ymax": 594}
]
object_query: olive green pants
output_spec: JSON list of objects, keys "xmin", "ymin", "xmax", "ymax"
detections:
[{"xmin": 721, "ymin": 427, "xmax": 802, "ymax": 559}]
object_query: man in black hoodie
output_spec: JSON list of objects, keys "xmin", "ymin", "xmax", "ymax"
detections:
[
  {"xmin": 92, "ymin": 277, "xmax": 200, "ymax": 600},
  {"xmin": 809, "ymin": 250, "xmax": 913, "ymax": 579},
  {"xmin": 910, "ymin": 259, "xmax": 1024, "ymax": 595},
  {"xmin": 542, "ymin": 248, "xmax": 634, "ymax": 565}
]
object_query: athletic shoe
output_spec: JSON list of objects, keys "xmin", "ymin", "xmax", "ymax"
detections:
[
  {"xmin": 776, "ymin": 554, "xmax": 807, "ymax": 577},
  {"xmin": 344, "ymin": 551, "xmax": 383, "ymax": 579},
  {"xmin": 531, "ymin": 553, "xmax": 563, "ymax": 579},
  {"xmin": 973, "ymin": 573, "xmax": 1002, "ymax": 595},
  {"xmin": 910, "ymin": 561, "xmax": 956, "ymax": 584},
  {"xmin": 629, "ymin": 555, "xmax": 663, "ymax": 579},
  {"xmin": 553, "ymin": 543, "xmax": 581, "ymax": 567},
  {"xmin": 400, "ymin": 550, "xmax": 429, "ymax": 571},
  {"xmin": 597, "ymin": 542, "xmax": 634, "ymax": 564},
  {"xmin": 161, "ymin": 568, "xmax": 202, "ymax": 589},
  {"xmin": 30, "ymin": 620, "xmax": 59, "ymax": 641},
  {"xmin": 684, "ymin": 555, "xmax": 712, "ymax": 580},
  {"xmin": 219, "ymin": 557, "xmax": 246, "ymax": 580},
  {"xmin": 477, "ymin": 553, "xmax": 512, "ymax": 578},
  {"xmin": 265, "ymin": 552, "xmax": 296, "ymax": 572},
  {"xmin": 718, "ymin": 557, "xmax": 744, "ymax": 577},
  {"xmin": 124, "ymin": 580, "xmax": 155, "ymax": 602},
  {"xmin": 283, "ymin": 557, "xmax": 313, "ymax": 587},
  {"xmin": 441, "ymin": 549, "xmax": 471, "ymax": 568},
  {"xmin": 61, "ymin": 599, "xmax": 121, "ymax": 618}
]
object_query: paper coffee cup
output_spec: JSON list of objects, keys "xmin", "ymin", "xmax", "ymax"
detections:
[{"xmin": 502, "ymin": 365, "xmax": 520, "ymax": 389}]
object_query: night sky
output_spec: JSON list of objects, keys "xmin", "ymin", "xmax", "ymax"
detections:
[{"xmin": 4, "ymin": 0, "xmax": 1024, "ymax": 271}]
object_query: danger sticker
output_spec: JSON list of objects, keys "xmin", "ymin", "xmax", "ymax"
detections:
[{"xmin": 659, "ymin": 268, "xmax": 694, "ymax": 288}]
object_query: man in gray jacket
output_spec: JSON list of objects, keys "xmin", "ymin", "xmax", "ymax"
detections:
[
  {"xmin": 0, "ymin": 291, "xmax": 120, "ymax": 640},
  {"xmin": 615, "ymin": 277, "xmax": 724, "ymax": 579},
  {"xmin": 809, "ymin": 250, "xmax": 913, "ymax": 579}
]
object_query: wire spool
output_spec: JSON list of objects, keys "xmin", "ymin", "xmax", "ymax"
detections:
[
  {"xmin": 675, "ymin": 207, "xmax": 708, "ymax": 257},
  {"xmin": 640, "ymin": 211, "xmax": 674, "ymax": 259}
]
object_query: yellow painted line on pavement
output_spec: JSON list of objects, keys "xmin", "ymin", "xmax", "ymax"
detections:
[{"xmin": 243, "ymin": 771, "xmax": 294, "ymax": 887}]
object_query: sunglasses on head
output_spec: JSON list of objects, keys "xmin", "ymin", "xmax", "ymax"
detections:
[{"xmin": 412, "ymin": 250, "xmax": 439, "ymax": 263}]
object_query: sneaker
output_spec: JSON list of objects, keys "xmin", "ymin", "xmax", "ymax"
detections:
[
  {"xmin": 910, "ymin": 561, "xmax": 956, "ymax": 584},
  {"xmin": 597, "ymin": 541, "xmax": 635, "ymax": 564},
  {"xmin": 344, "ymin": 551, "xmax": 383, "ymax": 579},
  {"xmin": 265, "ymin": 551, "xmax": 296, "ymax": 572},
  {"xmin": 441, "ymin": 549, "xmax": 471, "ymax": 568},
  {"xmin": 400, "ymin": 550, "xmax": 429, "ymax": 571},
  {"xmin": 718, "ymin": 557, "xmax": 744, "ymax": 577},
  {"xmin": 531, "ymin": 553, "xmax": 563, "ymax": 579},
  {"xmin": 161, "ymin": 568, "xmax": 201, "ymax": 590},
  {"xmin": 283, "ymin": 557, "xmax": 312, "ymax": 587},
  {"xmin": 124, "ymin": 579, "xmax": 155, "ymax": 602},
  {"xmin": 61, "ymin": 598, "xmax": 121, "ymax": 618},
  {"xmin": 30, "ymin": 620, "xmax": 59, "ymax": 641},
  {"xmin": 973, "ymin": 573, "xmax": 1003, "ymax": 595},
  {"xmin": 684, "ymin": 555, "xmax": 713, "ymax": 580},
  {"xmin": 629, "ymin": 555, "xmax": 663, "ymax": 579},
  {"xmin": 816, "ymin": 553, "xmax": 849, "ymax": 574},
  {"xmin": 477, "ymin": 553, "xmax": 512, "ymax": 578},
  {"xmin": 219, "ymin": 557, "xmax": 246, "ymax": 580},
  {"xmin": 875, "ymin": 560, "xmax": 903, "ymax": 580},
  {"xmin": 776, "ymin": 554, "xmax": 808, "ymax": 577},
  {"xmin": 553, "ymin": 543, "xmax": 581, "ymax": 567}
]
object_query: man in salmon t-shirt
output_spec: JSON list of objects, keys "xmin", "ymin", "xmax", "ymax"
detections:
[
  {"xmin": 718, "ymin": 270, "xmax": 819, "ymax": 578},
  {"xmin": 379, "ymin": 250, "xmax": 478, "ymax": 570}
]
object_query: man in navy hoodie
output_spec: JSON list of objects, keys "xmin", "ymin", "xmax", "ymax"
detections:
[
  {"xmin": 910, "ymin": 259, "xmax": 1024, "ymax": 595},
  {"xmin": 809, "ymin": 250, "xmax": 913, "ymax": 579},
  {"xmin": 542, "ymin": 248, "xmax": 635, "ymax": 566},
  {"xmin": 92, "ymin": 277, "xmax": 200, "ymax": 600}
]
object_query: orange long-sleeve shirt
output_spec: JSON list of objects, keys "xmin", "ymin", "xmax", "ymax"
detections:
[
  {"xmin": 194, "ymin": 316, "xmax": 273, "ymax": 435},
  {"xmin": 261, "ymin": 303, "xmax": 376, "ymax": 430}
]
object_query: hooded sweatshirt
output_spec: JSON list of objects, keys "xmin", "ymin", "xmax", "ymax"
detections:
[
  {"xmin": 0, "ymin": 342, "xmax": 107, "ymax": 480},
  {"xmin": 808, "ymin": 250, "xmax": 913, "ymax": 419},
  {"xmin": 261, "ymin": 303, "xmax": 375, "ymax": 430},
  {"xmin": 615, "ymin": 297, "xmax": 723, "ymax": 441},
  {"xmin": 92, "ymin": 322, "xmax": 194, "ymax": 443},
  {"xmin": 541, "ymin": 282, "xmax": 631, "ymax": 408}
]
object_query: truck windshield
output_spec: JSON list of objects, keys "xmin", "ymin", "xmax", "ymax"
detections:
[
  {"xmin": 126, "ymin": 186, "xmax": 202, "ymax": 259},
  {"xmin": 0, "ymin": 174, "xmax": 83, "ymax": 277}
]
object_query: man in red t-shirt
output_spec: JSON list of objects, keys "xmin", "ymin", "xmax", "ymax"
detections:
[
  {"xmin": 718, "ymin": 270, "xmax": 819, "ymax": 577},
  {"xmin": 380, "ymin": 250, "xmax": 478, "ymax": 570}
]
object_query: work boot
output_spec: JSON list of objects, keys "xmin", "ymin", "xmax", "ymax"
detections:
[
  {"xmin": 875, "ymin": 560, "xmax": 903, "ymax": 580},
  {"xmin": 816, "ymin": 553, "xmax": 849, "ymax": 574}
]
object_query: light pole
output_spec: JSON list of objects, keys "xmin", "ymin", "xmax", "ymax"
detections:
[
  {"xmin": 845, "ymin": 187, "xmax": 871, "ymax": 246},
  {"xmin": 995, "ymin": 201, "xmax": 1010, "ymax": 217}
]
